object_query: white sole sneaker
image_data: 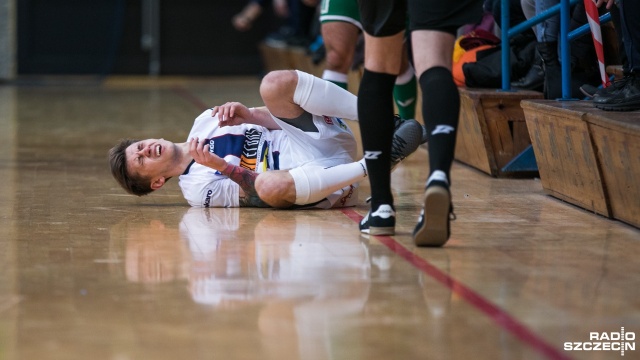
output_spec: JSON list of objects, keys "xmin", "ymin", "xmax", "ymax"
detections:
[{"xmin": 413, "ymin": 185, "xmax": 451, "ymax": 247}]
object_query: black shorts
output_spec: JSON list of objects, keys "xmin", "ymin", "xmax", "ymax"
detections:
[
  {"xmin": 357, "ymin": 0, "xmax": 406, "ymax": 37},
  {"xmin": 358, "ymin": 0, "xmax": 484, "ymax": 37}
]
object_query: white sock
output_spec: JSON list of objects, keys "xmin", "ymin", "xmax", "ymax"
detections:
[
  {"xmin": 290, "ymin": 159, "xmax": 367, "ymax": 205},
  {"xmin": 322, "ymin": 69, "xmax": 348, "ymax": 84},
  {"xmin": 294, "ymin": 70, "xmax": 358, "ymax": 120}
]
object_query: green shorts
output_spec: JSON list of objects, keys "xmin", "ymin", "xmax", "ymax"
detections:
[{"xmin": 319, "ymin": 0, "xmax": 362, "ymax": 30}]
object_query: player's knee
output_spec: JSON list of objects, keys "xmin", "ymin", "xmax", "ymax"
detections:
[
  {"xmin": 255, "ymin": 172, "xmax": 295, "ymax": 208},
  {"xmin": 325, "ymin": 49, "xmax": 350, "ymax": 71},
  {"xmin": 260, "ymin": 70, "xmax": 297, "ymax": 103}
]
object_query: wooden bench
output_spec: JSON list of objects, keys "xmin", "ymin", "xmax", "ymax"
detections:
[
  {"xmin": 522, "ymin": 99, "xmax": 640, "ymax": 228},
  {"xmin": 455, "ymin": 88, "xmax": 544, "ymax": 177}
]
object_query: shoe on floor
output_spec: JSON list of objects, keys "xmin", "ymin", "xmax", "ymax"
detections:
[
  {"xmin": 413, "ymin": 171, "xmax": 455, "ymax": 247},
  {"xmin": 360, "ymin": 204, "xmax": 395, "ymax": 235}
]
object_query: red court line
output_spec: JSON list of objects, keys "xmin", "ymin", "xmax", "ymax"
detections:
[{"xmin": 341, "ymin": 208, "xmax": 572, "ymax": 360}]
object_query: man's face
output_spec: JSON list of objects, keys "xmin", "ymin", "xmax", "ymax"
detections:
[{"xmin": 126, "ymin": 138, "xmax": 180, "ymax": 181}]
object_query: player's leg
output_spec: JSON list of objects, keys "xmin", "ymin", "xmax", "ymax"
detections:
[
  {"xmin": 254, "ymin": 160, "xmax": 368, "ymax": 208},
  {"xmin": 411, "ymin": 30, "xmax": 457, "ymax": 180},
  {"xmin": 254, "ymin": 119, "xmax": 424, "ymax": 208},
  {"xmin": 356, "ymin": 0, "xmax": 406, "ymax": 235},
  {"xmin": 319, "ymin": 0, "xmax": 362, "ymax": 89},
  {"xmin": 409, "ymin": 0, "xmax": 483, "ymax": 246},
  {"xmin": 321, "ymin": 22, "xmax": 360, "ymax": 89},
  {"xmin": 283, "ymin": 114, "xmax": 429, "ymax": 208},
  {"xmin": 260, "ymin": 70, "xmax": 359, "ymax": 122},
  {"xmin": 394, "ymin": 44, "xmax": 418, "ymax": 119},
  {"xmin": 254, "ymin": 170, "xmax": 296, "ymax": 208},
  {"xmin": 410, "ymin": 32, "xmax": 460, "ymax": 247}
]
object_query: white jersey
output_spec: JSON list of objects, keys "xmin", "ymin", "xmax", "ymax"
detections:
[{"xmin": 178, "ymin": 109, "xmax": 358, "ymax": 208}]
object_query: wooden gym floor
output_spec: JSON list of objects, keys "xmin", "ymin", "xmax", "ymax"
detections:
[{"xmin": 0, "ymin": 76, "xmax": 638, "ymax": 360}]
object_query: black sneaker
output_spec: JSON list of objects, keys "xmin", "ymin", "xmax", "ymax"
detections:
[
  {"xmin": 360, "ymin": 204, "xmax": 395, "ymax": 235},
  {"xmin": 390, "ymin": 116, "xmax": 423, "ymax": 170},
  {"xmin": 594, "ymin": 74, "xmax": 640, "ymax": 111},
  {"xmin": 394, "ymin": 114, "xmax": 429, "ymax": 144},
  {"xmin": 582, "ymin": 77, "xmax": 627, "ymax": 99},
  {"xmin": 591, "ymin": 75, "xmax": 630, "ymax": 99},
  {"xmin": 393, "ymin": 115, "xmax": 427, "ymax": 143},
  {"xmin": 413, "ymin": 171, "xmax": 455, "ymax": 247}
]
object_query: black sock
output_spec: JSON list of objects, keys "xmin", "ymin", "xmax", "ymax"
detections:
[
  {"xmin": 420, "ymin": 67, "xmax": 460, "ymax": 183},
  {"xmin": 358, "ymin": 69, "xmax": 397, "ymax": 208}
]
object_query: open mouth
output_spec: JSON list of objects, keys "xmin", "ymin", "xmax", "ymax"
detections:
[{"xmin": 155, "ymin": 144, "xmax": 161, "ymax": 157}]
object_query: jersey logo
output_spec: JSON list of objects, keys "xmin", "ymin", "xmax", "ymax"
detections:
[
  {"xmin": 203, "ymin": 189, "xmax": 213, "ymax": 208},
  {"xmin": 240, "ymin": 128, "xmax": 262, "ymax": 171},
  {"xmin": 323, "ymin": 116, "xmax": 334, "ymax": 125},
  {"xmin": 364, "ymin": 151, "xmax": 382, "ymax": 160},
  {"xmin": 431, "ymin": 125, "xmax": 455, "ymax": 135}
]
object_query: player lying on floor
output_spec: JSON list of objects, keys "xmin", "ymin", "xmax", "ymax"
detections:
[{"xmin": 109, "ymin": 70, "xmax": 423, "ymax": 209}]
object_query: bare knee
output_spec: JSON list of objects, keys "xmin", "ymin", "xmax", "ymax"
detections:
[
  {"xmin": 325, "ymin": 48, "xmax": 353, "ymax": 74},
  {"xmin": 321, "ymin": 22, "xmax": 359, "ymax": 73},
  {"xmin": 260, "ymin": 70, "xmax": 298, "ymax": 106},
  {"xmin": 255, "ymin": 171, "xmax": 296, "ymax": 208}
]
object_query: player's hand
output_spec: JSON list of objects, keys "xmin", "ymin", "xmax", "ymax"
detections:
[
  {"xmin": 211, "ymin": 102, "xmax": 251, "ymax": 127},
  {"xmin": 189, "ymin": 137, "xmax": 227, "ymax": 171},
  {"xmin": 595, "ymin": 0, "xmax": 615, "ymax": 9}
]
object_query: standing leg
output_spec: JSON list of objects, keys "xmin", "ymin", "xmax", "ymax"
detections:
[
  {"xmin": 536, "ymin": 0, "xmax": 562, "ymax": 99},
  {"xmin": 411, "ymin": 30, "xmax": 458, "ymax": 247},
  {"xmin": 321, "ymin": 21, "xmax": 360, "ymax": 89},
  {"xmin": 357, "ymin": 31, "xmax": 405, "ymax": 235},
  {"xmin": 355, "ymin": 0, "xmax": 409, "ymax": 235},
  {"xmin": 394, "ymin": 52, "xmax": 418, "ymax": 120},
  {"xmin": 618, "ymin": 0, "xmax": 640, "ymax": 74},
  {"xmin": 319, "ymin": 0, "xmax": 362, "ymax": 90},
  {"xmin": 408, "ymin": 0, "xmax": 483, "ymax": 246}
]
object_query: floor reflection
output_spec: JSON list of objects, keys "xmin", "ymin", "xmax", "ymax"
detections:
[
  {"xmin": 180, "ymin": 208, "xmax": 371, "ymax": 309},
  {"xmin": 115, "ymin": 208, "xmax": 374, "ymax": 359}
]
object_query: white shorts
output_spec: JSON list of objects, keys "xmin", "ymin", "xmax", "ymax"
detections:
[{"xmin": 269, "ymin": 112, "xmax": 357, "ymax": 170}]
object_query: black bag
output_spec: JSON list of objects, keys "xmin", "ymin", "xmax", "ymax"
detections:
[{"xmin": 462, "ymin": 40, "xmax": 536, "ymax": 88}]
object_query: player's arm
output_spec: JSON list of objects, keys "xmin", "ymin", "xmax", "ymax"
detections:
[
  {"xmin": 212, "ymin": 103, "xmax": 282, "ymax": 130},
  {"xmin": 189, "ymin": 137, "xmax": 269, "ymax": 207},
  {"xmin": 219, "ymin": 163, "xmax": 269, "ymax": 207}
]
